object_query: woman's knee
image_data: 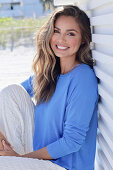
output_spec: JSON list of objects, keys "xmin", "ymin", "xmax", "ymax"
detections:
[
  {"xmin": 0, "ymin": 84, "xmax": 24, "ymax": 98},
  {"xmin": 0, "ymin": 84, "xmax": 34, "ymax": 113}
]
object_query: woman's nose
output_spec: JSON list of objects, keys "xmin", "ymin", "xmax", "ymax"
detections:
[{"xmin": 58, "ymin": 34, "xmax": 66, "ymax": 43}]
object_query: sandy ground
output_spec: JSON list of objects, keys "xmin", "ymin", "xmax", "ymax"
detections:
[{"xmin": 0, "ymin": 46, "xmax": 35, "ymax": 90}]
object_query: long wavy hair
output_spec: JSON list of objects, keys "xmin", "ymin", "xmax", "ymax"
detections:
[{"xmin": 32, "ymin": 5, "xmax": 94, "ymax": 104}]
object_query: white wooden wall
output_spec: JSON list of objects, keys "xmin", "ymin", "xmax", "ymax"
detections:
[{"xmin": 81, "ymin": 0, "xmax": 113, "ymax": 169}]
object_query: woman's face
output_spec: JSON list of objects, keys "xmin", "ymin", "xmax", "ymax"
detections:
[{"xmin": 50, "ymin": 15, "xmax": 82, "ymax": 61}]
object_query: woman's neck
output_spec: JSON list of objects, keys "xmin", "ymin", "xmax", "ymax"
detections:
[{"xmin": 60, "ymin": 59, "xmax": 81, "ymax": 74}]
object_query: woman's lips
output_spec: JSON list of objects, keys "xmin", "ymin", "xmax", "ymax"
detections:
[{"xmin": 56, "ymin": 45, "xmax": 69, "ymax": 50}]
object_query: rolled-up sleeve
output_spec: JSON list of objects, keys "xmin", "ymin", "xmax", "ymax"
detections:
[{"xmin": 47, "ymin": 71, "xmax": 98, "ymax": 159}]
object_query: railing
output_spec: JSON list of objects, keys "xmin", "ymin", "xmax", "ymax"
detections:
[{"xmin": 0, "ymin": 26, "xmax": 40, "ymax": 51}]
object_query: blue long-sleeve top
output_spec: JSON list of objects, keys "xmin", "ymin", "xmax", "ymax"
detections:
[{"xmin": 21, "ymin": 63, "xmax": 98, "ymax": 170}]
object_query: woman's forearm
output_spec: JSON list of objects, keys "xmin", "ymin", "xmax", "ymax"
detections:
[
  {"xmin": 0, "ymin": 137, "xmax": 53, "ymax": 159},
  {"xmin": 22, "ymin": 146, "xmax": 53, "ymax": 160}
]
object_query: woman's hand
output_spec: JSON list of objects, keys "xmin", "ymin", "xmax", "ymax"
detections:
[
  {"xmin": 0, "ymin": 132, "xmax": 11, "ymax": 150},
  {"xmin": 0, "ymin": 140, "xmax": 20, "ymax": 157}
]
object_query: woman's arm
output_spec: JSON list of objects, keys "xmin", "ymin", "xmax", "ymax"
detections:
[
  {"xmin": 22, "ymin": 147, "xmax": 53, "ymax": 160},
  {"xmin": 21, "ymin": 76, "xmax": 34, "ymax": 97},
  {"xmin": 0, "ymin": 140, "xmax": 52, "ymax": 160}
]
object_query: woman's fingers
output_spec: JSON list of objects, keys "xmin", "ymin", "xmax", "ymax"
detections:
[
  {"xmin": 2, "ymin": 140, "xmax": 13, "ymax": 151},
  {"xmin": 0, "ymin": 140, "xmax": 4, "ymax": 150},
  {"xmin": 0, "ymin": 131, "xmax": 11, "ymax": 148}
]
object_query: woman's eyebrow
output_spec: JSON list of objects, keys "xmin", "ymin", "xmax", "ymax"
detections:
[
  {"xmin": 54, "ymin": 27, "xmax": 78, "ymax": 33},
  {"xmin": 66, "ymin": 29, "xmax": 79, "ymax": 33}
]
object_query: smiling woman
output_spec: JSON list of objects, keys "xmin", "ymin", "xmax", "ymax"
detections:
[{"xmin": 0, "ymin": 5, "xmax": 98, "ymax": 170}]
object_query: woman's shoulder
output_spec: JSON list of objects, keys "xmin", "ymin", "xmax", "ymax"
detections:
[
  {"xmin": 71, "ymin": 63, "xmax": 98, "ymax": 90},
  {"xmin": 67, "ymin": 63, "xmax": 98, "ymax": 103},
  {"xmin": 75, "ymin": 63, "xmax": 94, "ymax": 74},
  {"xmin": 73, "ymin": 63, "xmax": 97, "ymax": 81}
]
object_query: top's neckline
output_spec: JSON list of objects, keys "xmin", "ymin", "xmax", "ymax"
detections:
[{"xmin": 60, "ymin": 63, "xmax": 83, "ymax": 77}]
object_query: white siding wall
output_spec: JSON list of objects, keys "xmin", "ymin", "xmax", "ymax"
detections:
[{"xmin": 79, "ymin": 0, "xmax": 113, "ymax": 169}]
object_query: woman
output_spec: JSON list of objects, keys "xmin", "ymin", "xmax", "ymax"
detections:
[{"xmin": 0, "ymin": 5, "xmax": 98, "ymax": 170}]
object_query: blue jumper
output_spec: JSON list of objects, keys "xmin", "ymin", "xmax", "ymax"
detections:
[{"xmin": 21, "ymin": 63, "xmax": 98, "ymax": 170}]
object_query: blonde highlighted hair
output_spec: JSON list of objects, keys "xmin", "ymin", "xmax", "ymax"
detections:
[{"xmin": 32, "ymin": 5, "xmax": 94, "ymax": 104}]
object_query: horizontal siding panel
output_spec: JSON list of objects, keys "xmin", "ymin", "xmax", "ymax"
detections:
[
  {"xmin": 90, "ymin": 13, "xmax": 113, "ymax": 25},
  {"xmin": 98, "ymin": 84, "xmax": 113, "ymax": 108},
  {"xmin": 98, "ymin": 104, "xmax": 113, "ymax": 133},
  {"xmin": 98, "ymin": 135, "xmax": 113, "ymax": 168},
  {"xmin": 92, "ymin": 34, "xmax": 113, "ymax": 46},
  {"xmin": 98, "ymin": 149, "xmax": 112, "ymax": 170},
  {"xmin": 92, "ymin": 50, "xmax": 113, "ymax": 64},
  {"xmin": 94, "ymin": 43, "xmax": 113, "ymax": 56},
  {"xmin": 88, "ymin": 0, "xmax": 113, "ymax": 10},
  {"xmin": 93, "ymin": 66, "xmax": 113, "ymax": 94},
  {"xmin": 90, "ymin": 2, "xmax": 113, "ymax": 17},
  {"xmin": 93, "ymin": 51, "xmax": 113, "ymax": 77},
  {"xmin": 93, "ymin": 25, "xmax": 113, "ymax": 35},
  {"xmin": 94, "ymin": 63, "xmax": 113, "ymax": 76},
  {"xmin": 99, "ymin": 97, "xmax": 113, "ymax": 123},
  {"xmin": 98, "ymin": 136, "xmax": 113, "ymax": 170},
  {"xmin": 98, "ymin": 114, "xmax": 113, "ymax": 150},
  {"xmin": 98, "ymin": 122, "xmax": 113, "ymax": 165}
]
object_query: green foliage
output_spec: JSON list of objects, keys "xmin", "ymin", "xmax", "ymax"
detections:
[
  {"xmin": 0, "ymin": 17, "xmax": 48, "ymax": 29},
  {"xmin": 0, "ymin": 17, "xmax": 13, "ymax": 23},
  {"xmin": 0, "ymin": 16, "xmax": 49, "ymax": 49}
]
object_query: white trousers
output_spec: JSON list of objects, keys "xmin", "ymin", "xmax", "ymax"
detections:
[{"xmin": 0, "ymin": 84, "xmax": 65, "ymax": 170}]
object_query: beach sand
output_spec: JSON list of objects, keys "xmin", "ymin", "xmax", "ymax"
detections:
[{"xmin": 0, "ymin": 46, "xmax": 35, "ymax": 90}]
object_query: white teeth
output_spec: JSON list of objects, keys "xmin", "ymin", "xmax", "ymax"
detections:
[{"xmin": 57, "ymin": 45, "xmax": 68, "ymax": 50}]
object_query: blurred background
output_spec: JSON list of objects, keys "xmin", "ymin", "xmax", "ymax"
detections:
[
  {"xmin": 0, "ymin": 0, "xmax": 55, "ymax": 89},
  {"xmin": 0, "ymin": 0, "xmax": 54, "ymax": 50}
]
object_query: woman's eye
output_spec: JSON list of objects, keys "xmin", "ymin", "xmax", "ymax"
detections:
[
  {"xmin": 67, "ymin": 32, "xmax": 75, "ymax": 36},
  {"xmin": 54, "ymin": 30, "xmax": 59, "ymax": 33}
]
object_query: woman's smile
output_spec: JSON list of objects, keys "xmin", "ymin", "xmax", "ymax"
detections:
[{"xmin": 56, "ymin": 44, "xmax": 69, "ymax": 50}]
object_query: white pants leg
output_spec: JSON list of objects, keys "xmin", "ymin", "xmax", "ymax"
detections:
[
  {"xmin": 0, "ymin": 84, "xmax": 34, "ymax": 154},
  {"xmin": 0, "ymin": 84, "xmax": 65, "ymax": 170}
]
